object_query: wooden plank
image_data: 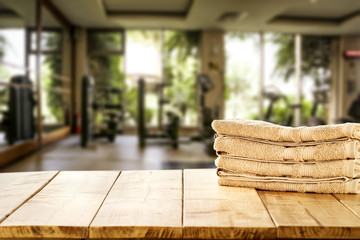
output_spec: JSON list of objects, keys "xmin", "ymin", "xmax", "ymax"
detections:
[
  {"xmin": 0, "ymin": 171, "xmax": 119, "ymax": 239},
  {"xmin": 183, "ymin": 169, "xmax": 276, "ymax": 239},
  {"xmin": 334, "ymin": 194, "xmax": 360, "ymax": 218},
  {"xmin": 90, "ymin": 170, "xmax": 183, "ymax": 239},
  {"xmin": 0, "ymin": 171, "xmax": 58, "ymax": 223},
  {"xmin": 258, "ymin": 191, "xmax": 360, "ymax": 239}
]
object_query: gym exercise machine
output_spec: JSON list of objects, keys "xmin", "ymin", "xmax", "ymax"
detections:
[
  {"xmin": 0, "ymin": 75, "xmax": 36, "ymax": 145},
  {"xmin": 307, "ymin": 88, "xmax": 328, "ymax": 126},
  {"xmin": 137, "ymin": 77, "xmax": 180, "ymax": 148},
  {"xmin": 337, "ymin": 94, "xmax": 360, "ymax": 123},
  {"xmin": 263, "ymin": 85, "xmax": 301, "ymax": 126},
  {"xmin": 81, "ymin": 75, "xmax": 124, "ymax": 147},
  {"xmin": 196, "ymin": 74, "xmax": 218, "ymax": 155}
]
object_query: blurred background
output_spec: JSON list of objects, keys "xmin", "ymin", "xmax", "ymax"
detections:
[{"xmin": 0, "ymin": 0, "xmax": 359, "ymax": 172}]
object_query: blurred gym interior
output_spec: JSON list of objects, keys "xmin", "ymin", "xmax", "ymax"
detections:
[{"xmin": 0, "ymin": 0, "xmax": 360, "ymax": 172}]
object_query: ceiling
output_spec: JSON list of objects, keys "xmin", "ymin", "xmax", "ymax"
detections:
[{"xmin": 1, "ymin": 0, "xmax": 360, "ymax": 35}]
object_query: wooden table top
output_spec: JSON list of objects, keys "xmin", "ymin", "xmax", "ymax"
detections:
[{"xmin": 0, "ymin": 169, "xmax": 360, "ymax": 239}]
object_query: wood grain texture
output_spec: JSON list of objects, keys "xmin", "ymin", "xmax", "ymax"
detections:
[
  {"xmin": 259, "ymin": 191, "xmax": 360, "ymax": 239},
  {"xmin": 0, "ymin": 171, "xmax": 119, "ymax": 239},
  {"xmin": 183, "ymin": 169, "xmax": 276, "ymax": 239},
  {"xmin": 90, "ymin": 170, "xmax": 183, "ymax": 239},
  {"xmin": 0, "ymin": 171, "xmax": 58, "ymax": 223}
]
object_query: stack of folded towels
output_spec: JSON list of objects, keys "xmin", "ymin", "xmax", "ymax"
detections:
[{"xmin": 212, "ymin": 119, "xmax": 360, "ymax": 194}]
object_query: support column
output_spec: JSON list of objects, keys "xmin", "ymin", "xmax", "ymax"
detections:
[
  {"xmin": 294, "ymin": 34, "xmax": 302, "ymax": 126},
  {"xmin": 74, "ymin": 28, "xmax": 88, "ymax": 121},
  {"xmin": 259, "ymin": 32, "xmax": 264, "ymax": 121},
  {"xmin": 199, "ymin": 30, "xmax": 225, "ymax": 122}
]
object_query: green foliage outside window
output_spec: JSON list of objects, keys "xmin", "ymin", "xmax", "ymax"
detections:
[
  {"xmin": 271, "ymin": 34, "xmax": 334, "ymax": 124},
  {"xmin": 272, "ymin": 34, "xmax": 334, "ymax": 84},
  {"xmin": 255, "ymin": 96, "xmax": 324, "ymax": 125},
  {"xmin": 43, "ymin": 31, "xmax": 64, "ymax": 123},
  {"xmin": 0, "ymin": 34, "xmax": 9, "ymax": 109},
  {"xmin": 224, "ymin": 33, "xmax": 260, "ymax": 120},
  {"xmin": 164, "ymin": 30, "xmax": 200, "ymax": 126},
  {"xmin": 44, "ymin": 53, "xmax": 63, "ymax": 122},
  {"xmin": 0, "ymin": 34, "xmax": 5, "ymax": 59},
  {"xmin": 87, "ymin": 31, "xmax": 127, "ymax": 125}
]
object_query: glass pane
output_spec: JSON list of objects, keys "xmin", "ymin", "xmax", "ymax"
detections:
[
  {"xmin": 88, "ymin": 55, "xmax": 125, "ymax": 128},
  {"xmin": 301, "ymin": 35, "xmax": 333, "ymax": 124},
  {"xmin": 125, "ymin": 30, "xmax": 162, "ymax": 80},
  {"xmin": 0, "ymin": 29, "xmax": 28, "ymax": 148},
  {"xmin": 164, "ymin": 30, "xmax": 199, "ymax": 127},
  {"xmin": 88, "ymin": 55, "xmax": 125, "ymax": 94},
  {"xmin": 29, "ymin": 30, "xmax": 65, "ymax": 131},
  {"xmin": 225, "ymin": 32, "xmax": 260, "ymax": 120},
  {"xmin": 88, "ymin": 31, "xmax": 123, "ymax": 53},
  {"xmin": 30, "ymin": 30, "xmax": 62, "ymax": 53},
  {"xmin": 125, "ymin": 30, "xmax": 162, "ymax": 126},
  {"xmin": 263, "ymin": 33, "xmax": 333, "ymax": 125},
  {"xmin": 262, "ymin": 33, "xmax": 297, "ymax": 125},
  {"xmin": 29, "ymin": 53, "xmax": 65, "ymax": 129}
]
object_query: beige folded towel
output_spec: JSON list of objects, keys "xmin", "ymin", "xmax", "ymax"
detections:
[
  {"xmin": 217, "ymin": 169, "xmax": 360, "ymax": 194},
  {"xmin": 214, "ymin": 136, "xmax": 360, "ymax": 161},
  {"xmin": 212, "ymin": 119, "xmax": 360, "ymax": 143},
  {"xmin": 216, "ymin": 156, "xmax": 360, "ymax": 178}
]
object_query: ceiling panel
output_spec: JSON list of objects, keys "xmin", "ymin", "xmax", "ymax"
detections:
[
  {"xmin": 279, "ymin": 1, "xmax": 360, "ymax": 19},
  {"xmin": 104, "ymin": 0, "xmax": 191, "ymax": 12}
]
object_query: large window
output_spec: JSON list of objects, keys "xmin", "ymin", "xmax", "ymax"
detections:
[
  {"xmin": 164, "ymin": 30, "xmax": 199, "ymax": 126},
  {"xmin": 0, "ymin": 29, "xmax": 26, "ymax": 148},
  {"xmin": 88, "ymin": 29, "xmax": 125, "ymax": 89},
  {"xmin": 125, "ymin": 30, "xmax": 199, "ymax": 127},
  {"xmin": 87, "ymin": 29, "xmax": 126, "ymax": 130},
  {"xmin": 225, "ymin": 32, "xmax": 333, "ymax": 126},
  {"xmin": 224, "ymin": 33, "xmax": 259, "ymax": 120},
  {"xmin": 264, "ymin": 33, "xmax": 333, "ymax": 125},
  {"xmin": 28, "ymin": 29, "xmax": 65, "ymax": 130},
  {"xmin": 125, "ymin": 30, "xmax": 162, "ymax": 126},
  {"xmin": 263, "ymin": 33, "xmax": 296, "ymax": 125}
]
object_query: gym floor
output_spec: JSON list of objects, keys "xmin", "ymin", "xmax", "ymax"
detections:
[{"xmin": 0, "ymin": 135, "xmax": 216, "ymax": 172}]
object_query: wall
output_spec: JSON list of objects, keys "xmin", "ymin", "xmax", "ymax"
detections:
[{"xmin": 330, "ymin": 36, "xmax": 360, "ymax": 123}]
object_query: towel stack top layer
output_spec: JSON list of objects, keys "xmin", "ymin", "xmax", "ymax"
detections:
[{"xmin": 212, "ymin": 119, "xmax": 360, "ymax": 143}]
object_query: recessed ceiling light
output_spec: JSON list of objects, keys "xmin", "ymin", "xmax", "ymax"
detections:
[
  {"xmin": 218, "ymin": 12, "xmax": 239, "ymax": 23},
  {"xmin": 217, "ymin": 11, "xmax": 248, "ymax": 23},
  {"xmin": 310, "ymin": 0, "xmax": 318, "ymax": 4}
]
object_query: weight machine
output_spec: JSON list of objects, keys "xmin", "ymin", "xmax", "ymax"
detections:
[
  {"xmin": 81, "ymin": 75, "xmax": 124, "ymax": 147},
  {"xmin": 263, "ymin": 85, "xmax": 301, "ymax": 126},
  {"xmin": 195, "ymin": 74, "xmax": 219, "ymax": 155},
  {"xmin": 0, "ymin": 75, "xmax": 36, "ymax": 145},
  {"xmin": 137, "ymin": 77, "xmax": 180, "ymax": 148}
]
